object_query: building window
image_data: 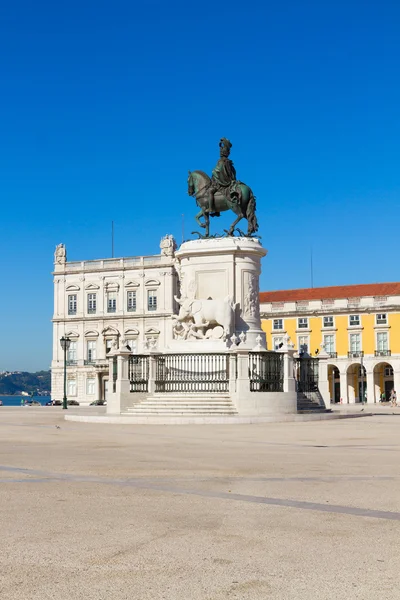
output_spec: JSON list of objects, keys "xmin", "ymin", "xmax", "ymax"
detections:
[
  {"xmin": 298, "ymin": 335, "xmax": 309, "ymax": 353},
  {"xmin": 68, "ymin": 294, "xmax": 77, "ymax": 315},
  {"xmin": 350, "ymin": 333, "xmax": 361, "ymax": 352},
  {"xmin": 349, "ymin": 315, "xmax": 360, "ymax": 327},
  {"xmin": 107, "ymin": 292, "xmax": 117, "ymax": 313},
  {"xmin": 376, "ymin": 313, "xmax": 387, "ymax": 325},
  {"xmin": 67, "ymin": 341, "xmax": 77, "ymax": 362},
  {"xmin": 67, "ymin": 379, "xmax": 76, "ymax": 396},
  {"xmin": 86, "ymin": 378, "xmax": 95, "ymax": 395},
  {"xmin": 87, "ymin": 293, "xmax": 96, "ymax": 314},
  {"xmin": 125, "ymin": 339, "xmax": 137, "ymax": 353},
  {"xmin": 86, "ymin": 340, "xmax": 97, "ymax": 362},
  {"xmin": 148, "ymin": 290, "xmax": 157, "ymax": 311},
  {"xmin": 105, "ymin": 339, "xmax": 114, "ymax": 354},
  {"xmin": 273, "ymin": 319, "xmax": 283, "ymax": 330},
  {"xmin": 377, "ymin": 331, "xmax": 388, "ymax": 351},
  {"xmin": 298, "ymin": 317, "xmax": 308, "ymax": 329},
  {"xmin": 323, "ymin": 334, "xmax": 335, "ymax": 354},
  {"xmin": 127, "ymin": 291, "xmax": 137, "ymax": 312},
  {"xmin": 273, "ymin": 336, "xmax": 284, "ymax": 350},
  {"xmin": 385, "ymin": 366, "xmax": 394, "ymax": 377},
  {"xmin": 323, "ymin": 316, "xmax": 334, "ymax": 328}
]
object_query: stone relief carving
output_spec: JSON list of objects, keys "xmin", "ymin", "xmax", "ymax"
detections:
[
  {"xmin": 172, "ymin": 295, "xmax": 235, "ymax": 340},
  {"xmin": 54, "ymin": 243, "xmax": 66, "ymax": 264},
  {"xmin": 160, "ymin": 234, "xmax": 177, "ymax": 257},
  {"xmin": 244, "ymin": 273, "xmax": 259, "ymax": 319}
]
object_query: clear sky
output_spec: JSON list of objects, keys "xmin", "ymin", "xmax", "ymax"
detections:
[{"xmin": 1, "ymin": 0, "xmax": 399, "ymax": 371}]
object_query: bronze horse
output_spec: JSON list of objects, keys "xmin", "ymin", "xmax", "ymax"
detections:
[{"xmin": 187, "ymin": 170, "xmax": 258, "ymax": 237}]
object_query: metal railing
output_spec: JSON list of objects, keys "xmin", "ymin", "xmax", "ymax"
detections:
[
  {"xmin": 128, "ymin": 355, "xmax": 149, "ymax": 392},
  {"xmin": 155, "ymin": 353, "xmax": 229, "ymax": 393},
  {"xmin": 84, "ymin": 360, "xmax": 96, "ymax": 365},
  {"xmin": 348, "ymin": 351, "xmax": 364, "ymax": 358},
  {"xmin": 375, "ymin": 350, "xmax": 391, "ymax": 357},
  {"xmin": 249, "ymin": 352, "xmax": 284, "ymax": 392},
  {"xmin": 328, "ymin": 352, "xmax": 337, "ymax": 358},
  {"xmin": 295, "ymin": 357, "xmax": 319, "ymax": 394},
  {"xmin": 66, "ymin": 360, "xmax": 77, "ymax": 366}
]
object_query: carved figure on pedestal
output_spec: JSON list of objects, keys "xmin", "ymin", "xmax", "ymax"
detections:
[
  {"xmin": 160, "ymin": 234, "xmax": 177, "ymax": 257},
  {"xmin": 54, "ymin": 243, "xmax": 67, "ymax": 264},
  {"xmin": 173, "ymin": 295, "xmax": 235, "ymax": 340}
]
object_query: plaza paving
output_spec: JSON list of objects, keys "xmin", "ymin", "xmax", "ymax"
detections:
[{"xmin": 0, "ymin": 408, "xmax": 399, "ymax": 599}]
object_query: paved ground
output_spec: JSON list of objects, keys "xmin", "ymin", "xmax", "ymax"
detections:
[{"xmin": 0, "ymin": 408, "xmax": 399, "ymax": 599}]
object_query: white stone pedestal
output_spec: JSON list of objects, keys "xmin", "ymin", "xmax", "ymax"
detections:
[{"xmin": 172, "ymin": 236, "xmax": 267, "ymax": 350}]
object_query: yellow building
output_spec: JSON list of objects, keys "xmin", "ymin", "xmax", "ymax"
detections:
[{"xmin": 260, "ymin": 282, "xmax": 400, "ymax": 404}]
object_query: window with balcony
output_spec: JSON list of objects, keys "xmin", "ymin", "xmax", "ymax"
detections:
[
  {"xmin": 323, "ymin": 334, "xmax": 335, "ymax": 354},
  {"xmin": 68, "ymin": 294, "xmax": 77, "ymax": 315},
  {"xmin": 349, "ymin": 315, "xmax": 360, "ymax": 327},
  {"xmin": 323, "ymin": 316, "xmax": 334, "ymax": 328},
  {"xmin": 375, "ymin": 331, "xmax": 390, "ymax": 356},
  {"xmin": 86, "ymin": 340, "xmax": 97, "ymax": 363},
  {"xmin": 376, "ymin": 313, "xmax": 387, "ymax": 325},
  {"xmin": 298, "ymin": 317, "xmax": 308, "ymax": 329},
  {"xmin": 107, "ymin": 292, "xmax": 117, "ymax": 313},
  {"xmin": 127, "ymin": 291, "xmax": 137, "ymax": 312},
  {"xmin": 87, "ymin": 293, "xmax": 96, "ymax": 314},
  {"xmin": 86, "ymin": 378, "xmax": 95, "ymax": 395},
  {"xmin": 147, "ymin": 290, "xmax": 157, "ymax": 312},
  {"xmin": 349, "ymin": 333, "xmax": 361, "ymax": 352},
  {"xmin": 273, "ymin": 319, "xmax": 283, "ymax": 330},
  {"xmin": 67, "ymin": 341, "xmax": 77, "ymax": 364}
]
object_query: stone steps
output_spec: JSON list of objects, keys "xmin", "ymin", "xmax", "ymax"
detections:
[{"xmin": 125, "ymin": 394, "xmax": 237, "ymax": 415}]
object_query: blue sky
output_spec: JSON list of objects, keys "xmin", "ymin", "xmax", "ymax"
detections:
[{"xmin": 1, "ymin": 1, "xmax": 399, "ymax": 371}]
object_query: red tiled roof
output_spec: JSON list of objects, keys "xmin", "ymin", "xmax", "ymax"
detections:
[{"xmin": 259, "ymin": 282, "xmax": 400, "ymax": 303}]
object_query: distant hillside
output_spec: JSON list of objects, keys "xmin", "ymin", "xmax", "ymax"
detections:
[{"xmin": 0, "ymin": 371, "xmax": 51, "ymax": 396}]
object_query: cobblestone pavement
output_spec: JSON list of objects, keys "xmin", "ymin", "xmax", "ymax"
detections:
[{"xmin": 0, "ymin": 408, "xmax": 399, "ymax": 599}]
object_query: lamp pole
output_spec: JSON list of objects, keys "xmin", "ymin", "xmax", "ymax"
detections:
[
  {"xmin": 360, "ymin": 352, "xmax": 365, "ymax": 405},
  {"xmin": 60, "ymin": 336, "xmax": 71, "ymax": 410}
]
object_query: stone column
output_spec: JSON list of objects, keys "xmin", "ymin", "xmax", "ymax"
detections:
[
  {"xmin": 317, "ymin": 350, "xmax": 330, "ymax": 408},
  {"xmin": 366, "ymin": 370, "xmax": 375, "ymax": 403},
  {"xmin": 393, "ymin": 370, "xmax": 400, "ymax": 400},
  {"xmin": 339, "ymin": 370, "xmax": 348, "ymax": 404}
]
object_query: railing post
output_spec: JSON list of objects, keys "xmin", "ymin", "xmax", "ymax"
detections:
[
  {"xmin": 317, "ymin": 346, "xmax": 330, "ymax": 407},
  {"xmin": 229, "ymin": 352, "xmax": 237, "ymax": 395},
  {"xmin": 148, "ymin": 353, "xmax": 159, "ymax": 394},
  {"xmin": 106, "ymin": 346, "xmax": 132, "ymax": 414},
  {"xmin": 279, "ymin": 337, "xmax": 296, "ymax": 393}
]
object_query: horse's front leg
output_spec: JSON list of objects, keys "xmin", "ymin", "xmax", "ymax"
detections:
[
  {"xmin": 195, "ymin": 209, "xmax": 207, "ymax": 229},
  {"xmin": 228, "ymin": 213, "xmax": 243, "ymax": 236}
]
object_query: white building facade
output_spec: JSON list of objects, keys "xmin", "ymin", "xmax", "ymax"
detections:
[{"xmin": 51, "ymin": 237, "xmax": 178, "ymax": 405}]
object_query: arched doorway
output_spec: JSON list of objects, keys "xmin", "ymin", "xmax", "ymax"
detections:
[
  {"xmin": 347, "ymin": 363, "xmax": 366, "ymax": 403},
  {"xmin": 328, "ymin": 364, "xmax": 340, "ymax": 403},
  {"xmin": 373, "ymin": 362, "xmax": 394, "ymax": 402}
]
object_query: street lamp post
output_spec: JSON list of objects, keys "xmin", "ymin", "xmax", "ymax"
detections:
[
  {"xmin": 360, "ymin": 353, "xmax": 365, "ymax": 405},
  {"xmin": 60, "ymin": 336, "xmax": 71, "ymax": 410}
]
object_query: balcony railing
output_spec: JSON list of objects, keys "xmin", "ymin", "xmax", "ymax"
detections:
[
  {"xmin": 84, "ymin": 360, "xmax": 96, "ymax": 365},
  {"xmin": 348, "ymin": 351, "xmax": 364, "ymax": 358},
  {"xmin": 375, "ymin": 350, "xmax": 391, "ymax": 357},
  {"xmin": 66, "ymin": 360, "xmax": 77, "ymax": 366},
  {"xmin": 328, "ymin": 352, "xmax": 337, "ymax": 358}
]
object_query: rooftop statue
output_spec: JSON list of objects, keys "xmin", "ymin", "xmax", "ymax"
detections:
[{"xmin": 188, "ymin": 138, "xmax": 258, "ymax": 237}]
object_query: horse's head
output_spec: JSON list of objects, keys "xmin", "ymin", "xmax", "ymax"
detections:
[{"xmin": 187, "ymin": 171, "xmax": 194, "ymax": 196}]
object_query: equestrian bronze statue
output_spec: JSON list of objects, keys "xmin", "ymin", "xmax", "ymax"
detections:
[{"xmin": 188, "ymin": 138, "xmax": 259, "ymax": 237}]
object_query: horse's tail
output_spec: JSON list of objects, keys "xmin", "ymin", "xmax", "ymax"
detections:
[{"xmin": 246, "ymin": 191, "xmax": 259, "ymax": 234}]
